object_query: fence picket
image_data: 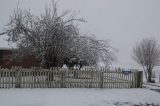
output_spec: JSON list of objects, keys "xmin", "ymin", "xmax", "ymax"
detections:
[
  {"xmin": 0, "ymin": 69, "xmax": 1, "ymax": 88},
  {"xmin": 0, "ymin": 67, "xmax": 142, "ymax": 88}
]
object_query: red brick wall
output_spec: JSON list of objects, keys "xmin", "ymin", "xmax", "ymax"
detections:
[{"xmin": 0, "ymin": 50, "xmax": 41, "ymax": 68}]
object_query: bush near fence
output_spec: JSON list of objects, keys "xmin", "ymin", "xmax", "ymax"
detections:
[{"xmin": 0, "ymin": 67, "xmax": 143, "ymax": 88}]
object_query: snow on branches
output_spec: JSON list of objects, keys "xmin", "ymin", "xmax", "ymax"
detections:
[{"xmin": 1, "ymin": 0, "xmax": 115, "ymax": 68}]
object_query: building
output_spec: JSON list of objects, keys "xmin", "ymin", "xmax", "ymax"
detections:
[{"xmin": 0, "ymin": 48, "xmax": 40, "ymax": 68}]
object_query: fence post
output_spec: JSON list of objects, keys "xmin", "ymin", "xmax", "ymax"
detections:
[
  {"xmin": 99, "ymin": 71, "xmax": 104, "ymax": 88},
  {"xmin": 136, "ymin": 71, "xmax": 143, "ymax": 88},
  {"xmin": 61, "ymin": 70, "xmax": 65, "ymax": 88},
  {"xmin": 159, "ymin": 75, "xmax": 160, "ymax": 83},
  {"xmin": 15, "ymin": 67, "xmax": 21, "ymax": 88}
]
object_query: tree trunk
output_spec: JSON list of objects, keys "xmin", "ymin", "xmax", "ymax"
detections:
[{"xmin": 147, "ymin": 69, "xmax": 153, "ymax": 83}]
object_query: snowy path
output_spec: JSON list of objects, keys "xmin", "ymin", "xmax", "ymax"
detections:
[
  {"xmin": 0, "ymin": 88, "xmax": 160, "ymax": 106},
  {"xmin": 143, "ymin": 83, "xmax": 160, "ymax": 93}
]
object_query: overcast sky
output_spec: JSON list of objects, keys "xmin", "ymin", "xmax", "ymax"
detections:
[{"xmin": 0, "ymin": 0, "xmax": 160, "ymax": 69}]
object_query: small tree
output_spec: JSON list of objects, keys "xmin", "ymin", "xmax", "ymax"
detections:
[{"xmin": 132, "ymin": 38, "xmax": 160, "ymax": 82}]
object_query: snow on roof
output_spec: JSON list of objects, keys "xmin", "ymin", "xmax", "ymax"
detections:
[{"xmin": 0, "ymin": 47, "xmax": 13, "ymax": 50}]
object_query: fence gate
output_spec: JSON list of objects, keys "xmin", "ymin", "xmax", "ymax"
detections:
[{"xmin": 0, "ymin": 67, "xmax": 143, "ymax": 88}]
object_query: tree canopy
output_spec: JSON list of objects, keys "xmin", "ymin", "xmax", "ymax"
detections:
[
  {"xmin": 0, "ymin": 1, "xmax": 115, "ymax": 69},
  {"xmin": 132, "ymin": 38, "xmax": 160, "ymax": 82}
]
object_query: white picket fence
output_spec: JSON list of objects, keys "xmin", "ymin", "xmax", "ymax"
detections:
[{"xmin": 0, "ymin": 67, "xmax": 143, "ymax": 88}]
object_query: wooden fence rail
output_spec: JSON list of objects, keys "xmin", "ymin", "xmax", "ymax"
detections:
[{"xmin": 0, "ymin": 67, "xmax": 143, "ymax": 88}]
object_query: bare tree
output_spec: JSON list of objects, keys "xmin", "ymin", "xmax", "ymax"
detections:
[
  {"xmin": 65, "ymin": 35, "xmax": 116, "ymax": 69},
  {"xmin": 132, "ymin": 38, "xmax": 160, "ymax": 82},
  {"xmin": 0, "ymin": 0, "xmax": 115, "ymax": 69},
  {"xmin": 0, "ymin": 1, "xmax": 85, "ymax": 68}
]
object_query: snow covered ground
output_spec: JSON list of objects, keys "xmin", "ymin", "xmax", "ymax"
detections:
[
  {"xmin": 143, "ymin": 84, "xmax": 160, "ymax": 89},
  {"xmin": 0, "ymin": 88, "xmax": 160, "ymax": 106}
]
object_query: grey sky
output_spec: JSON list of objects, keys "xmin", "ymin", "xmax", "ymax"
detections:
[{"xmin": 0, "ymin": 0, "xmax": 160, "ymax": 69}]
